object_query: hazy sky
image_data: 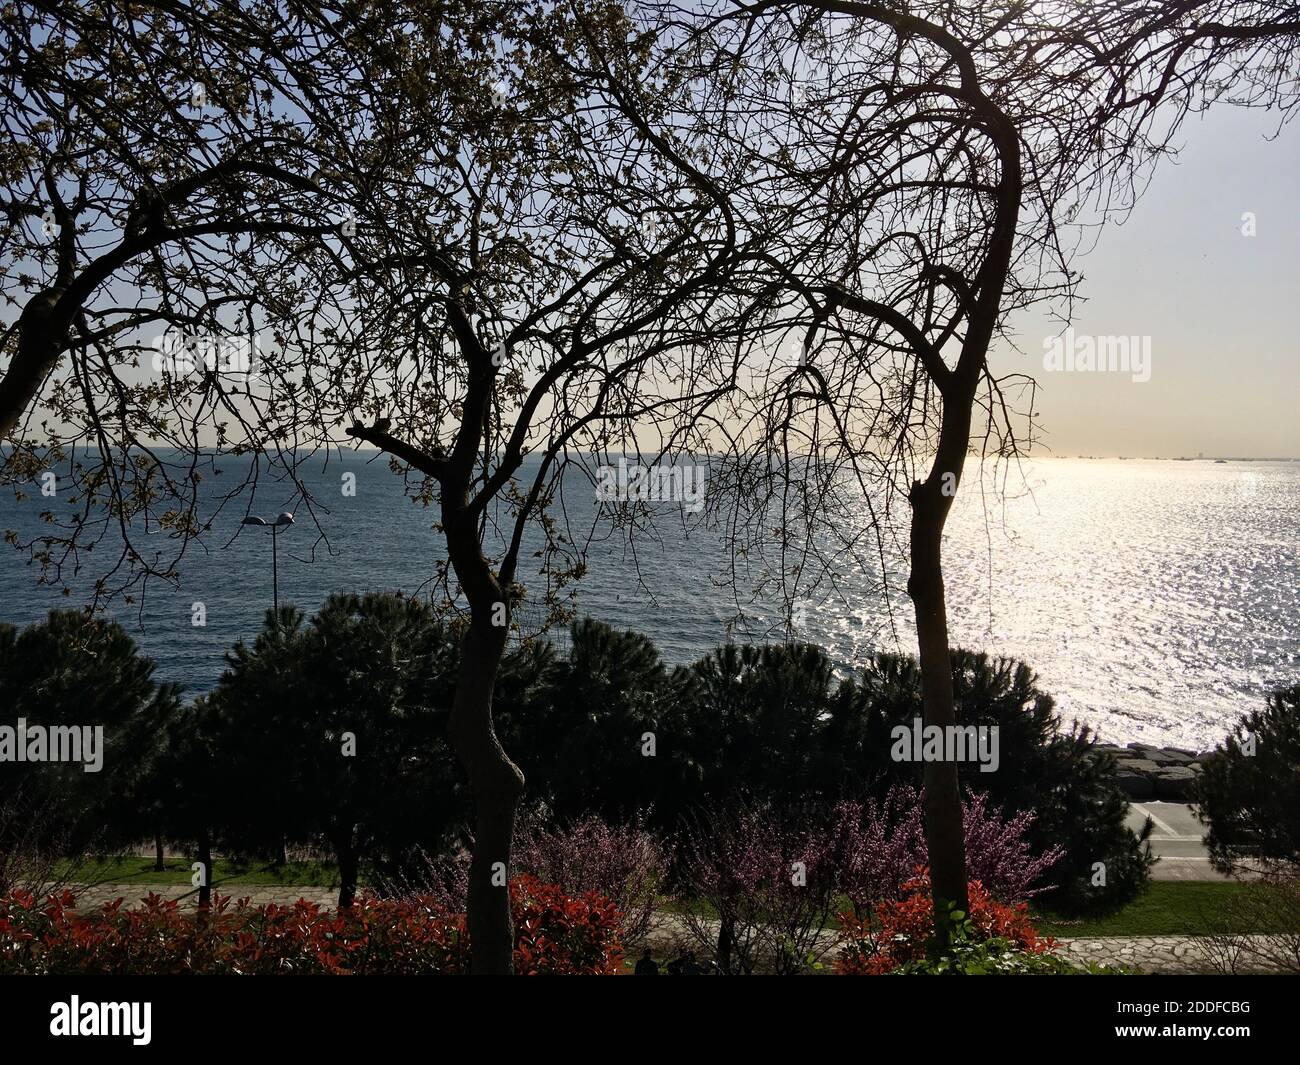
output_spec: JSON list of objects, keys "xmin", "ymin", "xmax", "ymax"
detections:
[
  {"xmin": 11, "ymin": 90, "xmax": 1295, "ymax": 462},
  {"xmin": 990, "ymin": 103, "xmax": 1299, "ymax": 459}
]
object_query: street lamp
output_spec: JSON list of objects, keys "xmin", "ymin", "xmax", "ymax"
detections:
[{"xmin": 241, "ymin": 511, "xmax": 294, "ymax": 614}]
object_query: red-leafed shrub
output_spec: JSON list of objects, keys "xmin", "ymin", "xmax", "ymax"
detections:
[
  {"xmin": 511, "ymin": 875, "xmax": 624, "ymax": 975},
  {"xmin": 0, "ymin": 876, "xmax": 620, "ymax": 975},
  {"xmin": 836, "ymin": 870, "xmax": 1055, "ymax": 975}
]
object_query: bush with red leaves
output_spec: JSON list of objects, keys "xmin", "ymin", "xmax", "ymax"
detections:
[
  {"xmin": 836, "ymin": 870, "xmax": 1055, "ymax": 975},
  {"xmin": 0, "ymin": 874, "xmax": 621, "ymax": 975},
  {"xmin": 511, "ymin": 876, "xmax": 624, "ymax": 975}
]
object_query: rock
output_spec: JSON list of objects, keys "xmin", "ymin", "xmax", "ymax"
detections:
[
  {"xmin": 1114, "ymin": 768, "xmax": 1156, "ymax": 800},
  {"xmin": 1150, "ymin": 748, "xmax": 1198, "ymax": 767},
  {"xmin": 1096, "ymin": 744, "xmax": 1205, "ymax": 800},
  {"xmin": 1093, "ymin": 745, "xmax": 1139, "ymax": 762},
  {"xmin": 1154, "ymin": 766, "xmax": 1198, "ymax": 800}
]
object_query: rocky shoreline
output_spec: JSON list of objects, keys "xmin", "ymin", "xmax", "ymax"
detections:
[{"xmin": 1093, "ymin": 742, "xmax": 1217, "ymax": 801}]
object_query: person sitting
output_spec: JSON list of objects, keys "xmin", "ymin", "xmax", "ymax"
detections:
[
  {"xmin": 634, "ymin": 948, "xmax": 660, "ymax": 975},
  {"xmin": 667, "ymin": 950, "xmax": 703, "ymax": 975}
]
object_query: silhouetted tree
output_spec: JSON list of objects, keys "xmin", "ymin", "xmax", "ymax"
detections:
[
  {"xmin": 0, "ymin": 610, "xmax": 178, "ymax": 850},
  {"xmin": 209, "ymin": 593, "xmax": 462, "ymax": 907},
  {"xmin": 0, "ymin": 0, "xmax": 389, "ymax": 599},
  {"xmin": 1196, "ymin": 685, "xmax": 1300, "ymax": 875},
  {"xmin": 702, "ymin": 0, "xmax": 1300, "ymax": 941}
]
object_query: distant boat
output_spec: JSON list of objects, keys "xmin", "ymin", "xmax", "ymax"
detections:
[{"xmin": 1215, "ymin": 459, "xmax": 1227, "ymax": 464}]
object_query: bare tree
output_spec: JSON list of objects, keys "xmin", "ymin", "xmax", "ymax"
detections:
[
  {"xmin": 0, "ymin": 786, "xmax": 92, "ymax": 899},
  {"xmin": 693, "ymin": 0, "xmax": 1300, "ymax": 944},
  {"xmin": 3, "ymin": 0, "xmax": 781, "ymax": 972},
  {"xmin": 321, "ymin": 4, "xmax": 789, "ymax": 972},
  {"xmin": 0, "ymin": 0, "xmax": 400, "ymax": 600}
]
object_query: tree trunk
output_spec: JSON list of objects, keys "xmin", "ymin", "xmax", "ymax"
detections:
[
  {"xmin": 196, "ymin": 828, "xmax": 213, "ymax": 917},
  {"xmin": 0, "ymin": 292, "xmax": 67, "ymax": 441},
  {"xmin": 450, "ymin": 613, "xmax": 523, "ymax": 974},
  {"xmin": 905, "ymin": 363, "xmax": 985, "ymax": 951},
  {"xmin": 336, "ymin": 832, "xmax": 359, "ymax": 909},
  {"xmin": 434, "ymin": 333, "xmax": 528, "ymax": 972},
  {"xmin": 153, "ymin": 833, "xmax": 165, "ymax": 872},
  {"xmin": 715, "ymin": 912, "xmax": 735, "ymax": 975},
  {"xmin": 908, "ymin": 477, "xmax": 968, "ymax": 951}
]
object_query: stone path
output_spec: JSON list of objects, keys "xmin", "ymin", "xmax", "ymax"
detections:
[{"xmin": 1056, "ymin": 934, "xmax": 1291, "ymax": 974}]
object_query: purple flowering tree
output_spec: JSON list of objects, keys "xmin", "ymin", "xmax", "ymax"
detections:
[
  {"xmin": 830, "ymin": 787, "xmax": 928, "ymax": 917},
  {"xmin": 513, "ymin": 812, "xmax": 669, "ymax": 944},
  {"xmin": 833, "ymin": 785, "xmax": 1064, "ymax": 914},
  {"xmin": 954, "ymin": 791, "xmax": 1065, "ymax": 903},
  {"xmin": 680, "ymin": 800, "xmax": 842, "ymax": 974}
]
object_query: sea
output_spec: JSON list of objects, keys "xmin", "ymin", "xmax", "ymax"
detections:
[{"xmin": 0, "ymin": 452, "xmax": 1295, "ymax": 752}]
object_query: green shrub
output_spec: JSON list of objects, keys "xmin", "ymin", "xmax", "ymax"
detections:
[
  {"xmin": 892, "ymin": 937, "xmax": 1133, "ymax": 975},
  {"xmin": 499, "ymin": 625, "xmax": 1149, "ymax": 916},
  {"xmin": 496, "ymin": 618, "xmax": 703, "ymax": 827},
  {"xmin": 0, "ymin": 610, "xmax": 179, "ymax": 858},
  {"xmin": 1194, "ymin": 684, "xmax": 1300, "ymax": 873}
]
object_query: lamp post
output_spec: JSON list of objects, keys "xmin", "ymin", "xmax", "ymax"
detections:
[{"xmin": 241, "ymin": 511, "xmax": 295, "ymax": 614}]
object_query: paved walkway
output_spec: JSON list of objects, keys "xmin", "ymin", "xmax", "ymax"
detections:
[
  {"xmin": 1126, "ymin": 802, "xmax": 1246, "ymax": 881},
  {"xmin": 1056, "ymin": 934, "xmax": 1290, "ymax": 974}
]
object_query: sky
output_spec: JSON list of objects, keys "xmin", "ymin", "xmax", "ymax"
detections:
[
  {"xmin": 7, "ymin": 77, "xmax": 1296, "ymax": 463},
  {"xmin": 989, "ymin": 103, "xmax": 1300, "ymax": 460}
]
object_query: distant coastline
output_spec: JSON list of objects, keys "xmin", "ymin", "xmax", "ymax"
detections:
[{"xmin": 1062, "ymin": 454, "xmax": 1299, "ymax": 462}]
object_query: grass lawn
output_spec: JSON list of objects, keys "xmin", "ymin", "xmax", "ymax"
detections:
[
  {"xmin": 59, "ymin": 856, "xmax": 346, "ymax": 889},
  {"xmin": 1033, "ymin": 881, "xmax": 1289, "ymax": 937}
]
